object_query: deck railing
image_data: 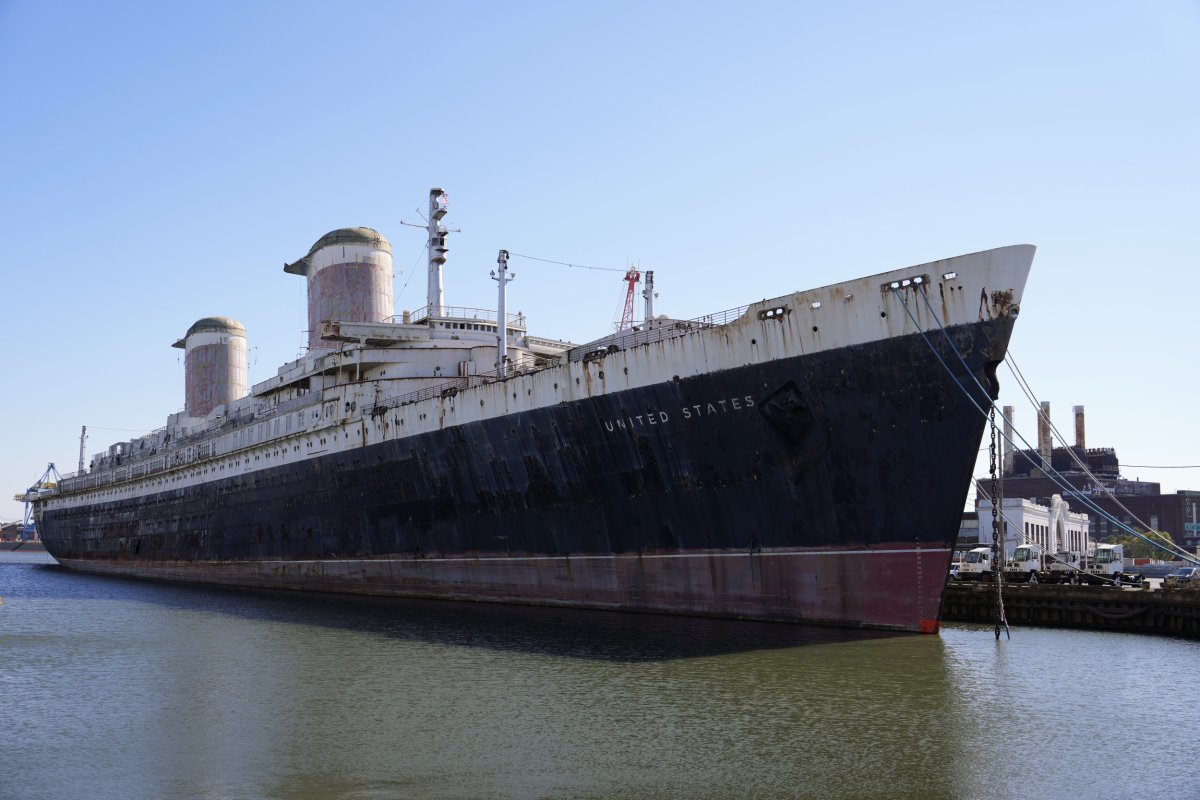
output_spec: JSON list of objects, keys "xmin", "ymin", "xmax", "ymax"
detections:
[
  {"xmin": 564, "ymin": 303, "xmax": 749, "ymax": 363},
  {"xmin": 394, "ymin": 307, "xmax": 528, "ymax": 328}
]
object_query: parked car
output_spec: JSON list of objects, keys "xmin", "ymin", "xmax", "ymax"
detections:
[{"xmin": 1162, "ymin": 566, "xmax": 1200, "ymax": 589}]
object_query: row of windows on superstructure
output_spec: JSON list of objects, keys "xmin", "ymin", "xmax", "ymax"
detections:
[
  {"xmin": 442, "ymin": 322, "xmax": 496, "ymax": 332},
  {"xmin": 60, "ymin": 393, "xmax": 537, "ymax": 512},
  {"xmin": 69, "ymin": 393, "xmax": 475, "ymax": 506},
  {"xmin": 75, "ymin": 433, "xmax": 342, "ymax": 503},
  {"xmin": 79, "ymin": 431, "xmax": 389, "ymax": 508}
]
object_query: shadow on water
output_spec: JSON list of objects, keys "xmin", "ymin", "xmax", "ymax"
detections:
[{"xmin": 14, "ymin": 561, "xmax": 911, "ymax": 662}]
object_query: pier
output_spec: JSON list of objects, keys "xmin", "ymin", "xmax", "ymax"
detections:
[{"xmin": 941, "ymin": 582, "xmax": 1200, "ymax": 637}]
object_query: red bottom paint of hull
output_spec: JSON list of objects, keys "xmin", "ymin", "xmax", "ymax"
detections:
[{"xmin": 56, "ymin": 543, "xmax": 952, "ymax": 633}]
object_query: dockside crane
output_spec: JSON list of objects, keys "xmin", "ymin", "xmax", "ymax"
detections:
[{"xmin": 13, "ymin": 463, "xmax": 60, "ymax": 540}]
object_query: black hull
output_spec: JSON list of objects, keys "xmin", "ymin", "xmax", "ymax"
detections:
[{"xmin": 40, "ymin": 319, "xmax": 1008, "ymax": 631}]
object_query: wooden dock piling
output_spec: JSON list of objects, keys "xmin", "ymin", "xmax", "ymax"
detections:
[{"xmin": 940, "ymin": 583, "xmax": 1200, "ymax": 637}]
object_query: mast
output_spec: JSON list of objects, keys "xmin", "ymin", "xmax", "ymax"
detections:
[
  {"xmin": 491, "ymin": 249, "xmax": 515, "ymax": 378},
  {"xmin": 78, "ymin": 425, "xmax": 88, "ymax": 473},
  {"xmin": 427, "ymin": 188, "xmax": 449, "ymax": 318},
  {"xmin": 642, "ymin": 269, "xmax": 655, "ymax": 327}
]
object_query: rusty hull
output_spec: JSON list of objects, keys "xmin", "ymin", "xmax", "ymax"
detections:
[{"xmin": 59, "ymin": 545, "xmax": 949, "ymax": 633}]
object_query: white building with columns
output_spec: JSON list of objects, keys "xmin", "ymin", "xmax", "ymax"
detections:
[{"xmin": 975, "ymin": 494, "xmax": 1091, "ymax": 560}]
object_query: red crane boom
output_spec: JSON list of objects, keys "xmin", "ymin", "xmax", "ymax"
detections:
[{"xmin": 618, "ymin": 268, "xmax": 640, "ymax": 331}]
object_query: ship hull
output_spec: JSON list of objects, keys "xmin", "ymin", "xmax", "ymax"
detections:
[
  {"xmin": 39, "ymin": 316, "xmax": 1008, "ymax": 633},
  {"xmin": 54, "ymin": 546, "xmax": 950, "ymax": 632}
]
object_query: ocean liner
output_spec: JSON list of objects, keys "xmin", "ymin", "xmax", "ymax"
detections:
[{"xmin": 33, "ymin": 189, "xmax": 1034, "ymax": 633}]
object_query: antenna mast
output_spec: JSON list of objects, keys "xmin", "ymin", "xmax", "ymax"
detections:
[
  {"xmin": 78, "ymin": 425, "xmax": 88, "ymax": 473},
  {"xmin": 642, "ymin": 269, "xmax": 655, "ymax": 328},
  {"xmin": 427, "ymin": 189, "xmax": 449, "ymax": 318},
  {"xmin": 491, "ymin": 250, "xmax": 515, "ymax": 378},
  {"xmin": 400, "ymin": 188, "xmax": 459, "ymax": 319}
]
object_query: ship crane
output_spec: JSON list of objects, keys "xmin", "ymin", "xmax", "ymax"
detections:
[
  {"xmin": 13, "ymin": 463, "xmax": 60, "ymax": 540},
  {"xmin": 617, "ymin": 268, "xmax": 641, "ymax": 331}
]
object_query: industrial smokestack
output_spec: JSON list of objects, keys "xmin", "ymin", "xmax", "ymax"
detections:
[
  {"xmin": 1073, "ymin": 405, "xmax": 1086, "ymax": 451},
  {"xmin": 1037, "ymin": 401, "xmax": 1052, "ymax": 470},
  {"xmin": 1002, "ymin": 405, "xmax": 1014, "ymax": 475}
]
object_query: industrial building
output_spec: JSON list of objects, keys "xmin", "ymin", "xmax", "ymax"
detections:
[
  {"xmin": 958, "ymin": 494, "xmax": 1090, "ymax": 560},
  {"xmin": 0, "ymin": 520, "xmax": 26, "ymax": 541},
  {"xmin": 995, "ymin": 403, "xmax": 1200, "ymax": 552}
]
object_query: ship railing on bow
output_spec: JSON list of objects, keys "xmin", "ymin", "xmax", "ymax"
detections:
[{"xmin": 564, "ymin": 303, "xmax": 749, "ymax": 363}]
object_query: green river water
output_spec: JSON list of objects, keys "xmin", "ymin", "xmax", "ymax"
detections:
[{"xmin": 2, "ymin": 551, "xmax": 1196, "ymax": 800}]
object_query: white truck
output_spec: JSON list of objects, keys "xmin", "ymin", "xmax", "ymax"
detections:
[
  {"xmin": 1003, "ymin": 544, "xmax": 1080, "ymax": 584},
  {"xmin": 956, "ymin": 546, "xmax": 996, "ymax": 581},
  {"xmin": 957, "ymin": 544, "xmax": 1085, "ymax": 584},
  {"xmin": 1079, "ymin": 543, "xmax": 1143, "ymax": 587}
]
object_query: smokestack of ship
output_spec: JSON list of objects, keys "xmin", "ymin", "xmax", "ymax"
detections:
[
  {"xmin": 284, "ymin": 227, "xmax": 394, "ymax": 352},
  {"xmin": 1074, "ymin": 405, "xmax": 1086, "ymax": 451},
  {"xmin": 1037, "ymin": 400, "xmax": 1052, "ymax": 471},
  {"xmin": 172, "ymin": 317, "xmax": 248, "ymax": 419}
]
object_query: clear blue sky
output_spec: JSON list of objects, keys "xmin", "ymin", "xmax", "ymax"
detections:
[{"xmin": 2, "ymin": 1, "xmax": 1198, "ymax": 522}]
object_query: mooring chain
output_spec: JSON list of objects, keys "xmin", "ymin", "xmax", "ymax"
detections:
[{"xmin": 989, "ymin": 407, "xmax": 1010, "ymax": 640}]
